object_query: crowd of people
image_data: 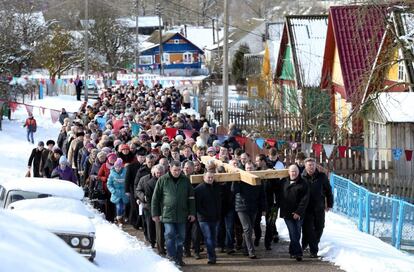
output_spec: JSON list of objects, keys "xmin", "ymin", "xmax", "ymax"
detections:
[{"xmin": 27, "ymin": 83, "xmax": 333, "ymax": 267}]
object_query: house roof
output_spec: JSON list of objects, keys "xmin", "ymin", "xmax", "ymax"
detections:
[
  {"xmin": 374, "ymin": 92, "xmax": 414, "ymax": 123},
  {"xmin": 286, "ymin": 15, "xmax": 328, "ymax": 88},
  {"xmin": 116, "ymin": 16, "xmax": 161, "ymax": 28},
  {"xmin": 142, "ymin": 32, "xmax": 205, "ymax": 53},
  {"xmin": 321, "ymin": 5, "xmax": 387, "ymax": 101}
]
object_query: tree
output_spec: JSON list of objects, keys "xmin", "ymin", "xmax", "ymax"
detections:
[
  {"xmin": 35, "ymin": 25, "xmax": 82, "ymax": 79},
  {"xmin": 231, "ymin": 44, "xmax": 250, "ymax": 85},
  {"xmin": 88, "ymin": 16, "xmax": 133, "ymax": 79}
]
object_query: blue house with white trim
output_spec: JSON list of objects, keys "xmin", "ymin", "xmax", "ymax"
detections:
[{"xmin": 138, "ymin": 32, "xmax": 206, "ymax": 76}]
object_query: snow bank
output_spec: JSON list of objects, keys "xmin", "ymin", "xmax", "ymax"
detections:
[
  {"xmin": 276, "ymin": 212, "xmax": 414, "ymax": 272},
  {"xmin": 0, "ymin": 210, "xmax": 99, "ymax": 272}
]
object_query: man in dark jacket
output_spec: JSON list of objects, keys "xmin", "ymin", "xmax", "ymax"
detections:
[
  {"xmin": 231, "ymin": 162, "xmax": 266, "ymax": 259},
  {"xmin": 301, "ymin": 158, "xmax": 333, "ymax": 258},
  {"xmin": 125, "ymin": 147, "xmax": 147, "ymax": 228},
  {"xmin": 59, "ymin": 108, "xmax": 69, "ymax": 125},
  {"xmin": 280, "ymin": 164, "xmax": 309, "ymax": 261},
  {"xmin": 194, "ymin": 171, "xmax": 222, "ymax": 264},
  {"xmin": 28, "ymin": 141, "xmax": 45, "ymax": 177},
  {"xmin": 136, "ymin": 164, "xmax": 165, "ymax": 249},
  {"xmin": 151, "ymin": 160, "xmax": 196, "ymax": 267}
]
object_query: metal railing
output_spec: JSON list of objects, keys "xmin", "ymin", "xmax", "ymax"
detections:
[{"xmin": 330, "ymin": 173, "xmax": 414, "ymax": 252}]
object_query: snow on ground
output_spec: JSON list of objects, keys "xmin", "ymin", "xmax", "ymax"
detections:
[
  {"xmin": 1, "ymin": 95, "xmax": 414, "ymax": 272},
  {"xmin": 276, "ymin": 212, "xmax": 414, "ymax": 272},
  {"xmin": 0, "ymin": 95, "xmax": 179, "ymax": 272},
  {"xmin": 0, "ymin": 210, "xmax": 99, "ymax": 272}
]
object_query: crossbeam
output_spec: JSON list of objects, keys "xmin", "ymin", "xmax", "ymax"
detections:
[{"xmin": 189, "ymin": 156, "xmax": 289, "ymax": 185}]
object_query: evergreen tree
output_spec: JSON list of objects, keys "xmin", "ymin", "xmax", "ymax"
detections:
[{"xmin": 231, "ymin": 44, "xmax": 250, "ymax": 85}]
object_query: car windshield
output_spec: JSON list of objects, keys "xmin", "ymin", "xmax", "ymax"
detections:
[{"xmin": 5, "ymin": 190, "xmax": 52, "ymax": 208}]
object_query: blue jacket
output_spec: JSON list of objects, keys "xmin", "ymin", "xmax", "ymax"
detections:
[{"xmin": 107, "ymin": 167, "xmax": 129, "ymax": 204}]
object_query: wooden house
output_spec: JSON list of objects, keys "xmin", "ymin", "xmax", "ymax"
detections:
[
  {"xmin": 139, "ymin": 32, "xmax": 205, "ymax": 76},
  {"xmin": 320, "ymin": 6, "xmax": 387, "ymax": 134}
]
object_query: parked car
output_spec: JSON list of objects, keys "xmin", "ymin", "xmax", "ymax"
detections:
[{"xmin": 0, "ymin": 178, "xmax": 96, "ymax": 261}]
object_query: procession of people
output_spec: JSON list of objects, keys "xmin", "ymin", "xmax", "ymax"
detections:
[{"xmin": 27, "ymin": 83, "xmax": 333, "ymax": 267}]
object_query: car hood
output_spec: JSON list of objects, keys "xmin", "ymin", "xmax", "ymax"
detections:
[
  {"xmin": 11, "ymin": 209, "xmax": 95, "ymax": 235},
  {"xmin": 8, "ymin": 197, "xmax": 96, "ymax": 219}
]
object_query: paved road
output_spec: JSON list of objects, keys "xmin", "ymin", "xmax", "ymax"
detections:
[{"xmin": 124, "ymin": 225, "xmax": 343, "ymax": 272}]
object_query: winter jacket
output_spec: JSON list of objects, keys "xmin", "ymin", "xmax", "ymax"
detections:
[
  {"xmin": 97, "ymin": 162, "xmax": 112, "ymax": 193},
  {"xmin": 133, "ymin": 165, "xmax": 151, "ymax": 194},
  {"xmin": 57, "ymin": 131, "xmax": 66, "ymax": 150},
  {"xmin": 302, "ymin": 169, "xmax": 334, "ymax": 213},
  {"xmin": 232, "ymin": 182, "xmax": 266, "ymax": 214},
  {"xmin": 28, "ymin": 148, "xmax": 43, "ymax": 177},
  {"xmin": 107, "ymin": 167, "xmax": 129, "ymax": 204},
  {"xmin": 135, "ymin": 174, "xmax": 157, "ymax": 210},
  {"xmin": 59, "ymin": 112, "xmax": 69, "ymax": 125},
  {"xmin": 280, "ymin": 177, "xmax": 309, "ymax": 220},
  {"xmin": 51, "ymin": 166, "xmax": 78, "ymax": 184},
  {"xmin": 43, "ymin": 155, "xmax": 59, "ymax": 178},
  {"xmin": 151, "ymin": 172, "xmax": 196, "ymax": 224},
  {"xmin": 194, "ymin": 182, "xmax": 221, "ymax": 222},
  {"xmin": 219, "ymin": 182, "xmax": 235, "ymax": 214},
  {"xmin": 24, "ymin": 117, "xmax": 37, "ymax": 132},
  {"xmin": 124, "ymin": 161, "xmax": 142, "ymax": 194}
]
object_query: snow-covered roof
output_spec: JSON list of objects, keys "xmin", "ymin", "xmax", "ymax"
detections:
[
  {"xmin": 374, "ymin": 92, "xmax": 414, "ymax": 123},
  {"xmin": 117, "ymin": 16, "xmax": 161, "ymax": 28},
  {"xmin": 0, "ymin": 178, "xmax": 84, "ymax": 200},
  {"xmin": 167, "ymin": 26, "xmax": 223, "ymax": 50},
  {"xmin": 288, "ymin": 16, "xmax": 328, "ymax": 88}
]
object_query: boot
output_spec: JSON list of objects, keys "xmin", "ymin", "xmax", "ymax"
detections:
[{"xmin": 117, "ymin": 216, "xmax": 124, "ymax": 228}]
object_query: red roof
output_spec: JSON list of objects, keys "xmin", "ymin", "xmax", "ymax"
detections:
[{"xmin": 321, "ymin": 5, "xmax": 387, "ymax": 101}]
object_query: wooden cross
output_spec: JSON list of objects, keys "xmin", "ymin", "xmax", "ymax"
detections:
[{"xmin": 190, "ymin": 156, "xmax": 289, "ymax": 186}]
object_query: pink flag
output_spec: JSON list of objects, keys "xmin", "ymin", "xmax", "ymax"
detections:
[
  {"xmin": 50, "ymin": 109, "xmax": 60, "ymax": 123},
  {"xmin": 183, "ymin": 129, "xmax": 193, "ymax": 139},
  {"xmin": 312, "ymin": 143, "xmax": 323, "ymax": 157},
  {"xmin": 25, "ymin": 105, "xmax": 33, "ymax": 116},
  {"xmin": 338, "ymin": 146, "xmax": 347, "ymax": 158},
  {"xmin": 405, "ymin": 150, "xmax": 413, "ymax": 161},
  {"xmin": 112, "ymin": 119, "xmax": 124, "ymax": 133}
]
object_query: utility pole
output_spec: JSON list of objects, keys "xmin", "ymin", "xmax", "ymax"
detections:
[
  {"xmin": 84, "ymin": 0, "xmax": 89, "ymax": 101},
  {"xmin": 156, "ymin": 2, "xmax": 164, "ymax": 76},
  {"xmin": 135, "ymin": 0, "xmax": 140, "ymax": 81},
  {"xmin": 222, "ymin": 0, "xmax": 229, "ymax": 128},
  {"xmin": 212, "ymin": 18, "xmax": 215, "ymax": 44}
]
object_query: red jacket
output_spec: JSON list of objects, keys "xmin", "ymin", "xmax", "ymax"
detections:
[
  {"xmin": 97, "ymin": 162, "xmax": 111, "ymax": 193},
  {"xmin": 24, "ymin": 118, "xmax": 37, "ymax": 131}
]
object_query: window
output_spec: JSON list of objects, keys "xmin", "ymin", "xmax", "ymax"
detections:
[
  {"xmin": 174, "ymin": 39, "xmax": 180, "ymax": 44},
  {"xmin": 183, "ymin": 52, "xmax": 193, "ymax": 63},
  {"xmin": 162, "ymin": 53, "xmax": 170, "ymax": 64},
  {"xmin": 398, "ymin": 50, "xmax": 405, "ymax": 81},
  {"xmin": 139, "ymin": 55, "xmax": 152, "ymax": 65}
]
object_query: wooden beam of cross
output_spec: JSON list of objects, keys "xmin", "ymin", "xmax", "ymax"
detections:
[{"xmin": 189, "ymin": 156, "xmax": 289, "ymax": 186}]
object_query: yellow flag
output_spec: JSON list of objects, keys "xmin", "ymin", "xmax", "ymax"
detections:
[{"xmin": 262, "ymin": 42, "xmax": 270, "ymax": 77}]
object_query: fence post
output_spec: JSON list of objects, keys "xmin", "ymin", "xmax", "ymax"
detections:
[
  {"xmin": 395, "ymin": 200, "xmax": 405, "ymax": 249},
  {"xmin": 391, "ymin": 199, "xmax": 399, "ymax": 246},
  {"xmin": 358, "ymin": 188, "xmax": 364, "ymax": 231},
  {"xmin": 364, "ymin": 192, "xmax": 370, "ymax": 233}
]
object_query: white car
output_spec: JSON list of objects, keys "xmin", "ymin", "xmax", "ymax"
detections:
[{"xmin": 0, "ymin": 178, "xmax": 96, "ymax": 261}]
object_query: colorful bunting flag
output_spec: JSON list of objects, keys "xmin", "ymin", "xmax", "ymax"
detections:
[
  {"xmin": 256, "ymin": 138, "xmax": 265, "ymax": 149},
  {"xmin": 25, "ymin": 105, "xmax": 33, "ymax": 116},
  {"xmin": 392, "ymin": 148, "xmax": 403, "ymax": 161},
  {"xmin": 112, "ymin": 119, "xmax": 124, "ymax": 133},
  {"xmin": 8, "ymin": 102, "xmax": 18, "ymax": 112},
  {"xmin": 50, "ymin": 109, "xmax": 60, "ymax": 123},
  {"xmin": 235, "ymin": 136, "xmax": 247, "ymax": 146},
  {"xmin": 96, "ymin": 117, "xmax": 107, "ymax": 131},
  {"xmin": 312, "ymin": 143, "xmax": 323, "ymax": 157},
  {"xmin": 277, "ymin": 140, "xmax": 286, "ymax": 150},
  {"xmin": 301, "ymin": 142, "xmax": 311, "ymax": 156},
  {"xmin": 183, "ymin": 129, "xmax": 193, "ymax": 139},
  {"xmin": 405, "ymin": 150, "xmax": 413, "ymax": 161},
  {"xmin": 323, "ymin": 144, "xmax": 335, "ymax": 158},
  {"xmin": 350, "ymin": 146, "xmax": 365, "ymax": 152},
  {"xmin": 131, "ymin": 122, "xmax": 141, "ymax": 136},
  {"xmin": 367, "ymin": 148, "xmax": 377, "ymax": 161},
  {"xmin": 217, "ymin": 135, "xmax": 228, "ymax": 144},
  {"xmin": 338, "ymin": 146, "xmax": 347, "ymax": 158},
  {"xmin": 165, "ymin": 127, "xmax": 178, "ymax": 140},
  {"xmin": 266, "ymin": 138, "xmax": 276, "ymax": 148},
  {"xmin": 289, "ymin": 142, "xmax": 298, "ymax": 150}
]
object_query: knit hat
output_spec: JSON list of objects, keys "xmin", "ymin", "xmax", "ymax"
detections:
[
  {"xmin": 207, "ymin": 146, "xmax": 216, "ymax": 153},
  {"xmin": 160, "ymin": 143, "xmax": 171, "ymax": 152},
  {"xmin": 86, "ymin": 143, "xmax": 95, "ymax": 150},
  {"xmin": 114, "ymin": 158, "xmax": 123, "ymax": 168},
  {"xmin": 101, "ymin": 147, "xmax": 112, "ymax": 154},
  {"xmin": 59, "ymin": 155, "xmax": 68, "ymax": 165},
  {"xmin": 107, "ymin": 153, "xmax": 117, "ymax": 162},
  {"xmin": 97, "ymin": 151, "xmax": 107, "ymax": 161},
  {"xmin": 175, "ymin": 135, "xmax": 184, "ymax": 142},
  {"xmin": 120, "ymin": 144, "xmax": 130, "ymax": 151},
  {"xmin": 38, "ymin": 141, "xmax": 44, "ymax": 147}
]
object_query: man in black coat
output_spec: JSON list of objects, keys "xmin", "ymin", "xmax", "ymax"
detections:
[
  {"xmin": 280, "ymin": 164, "xmax": 309, "ymax": 261},
  {"xmin": 28, "ymin": 141, "xmax": 45, "ymax": 177},
  {"xmin": 231, "ymin": 162, "xmax": 266, "ymax": 259},
  {"xmin": 301, "ymin": 158, "xmax": 334, "ymax": 258},
  {"xmin": 194, "ymin": 171, "xmax": 222, "ymax": 264},
  {"xmin": 125, "ymin": 147, "xmax": 147, "ymax": 228},
  {"xmin": 136, "ymin": 164, "xmax": 165, "ymax": 249}
]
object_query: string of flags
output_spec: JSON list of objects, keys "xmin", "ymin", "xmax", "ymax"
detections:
[{"xmin": 3, "ymin": 76, "xmax": 195, "ymax": 88}]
